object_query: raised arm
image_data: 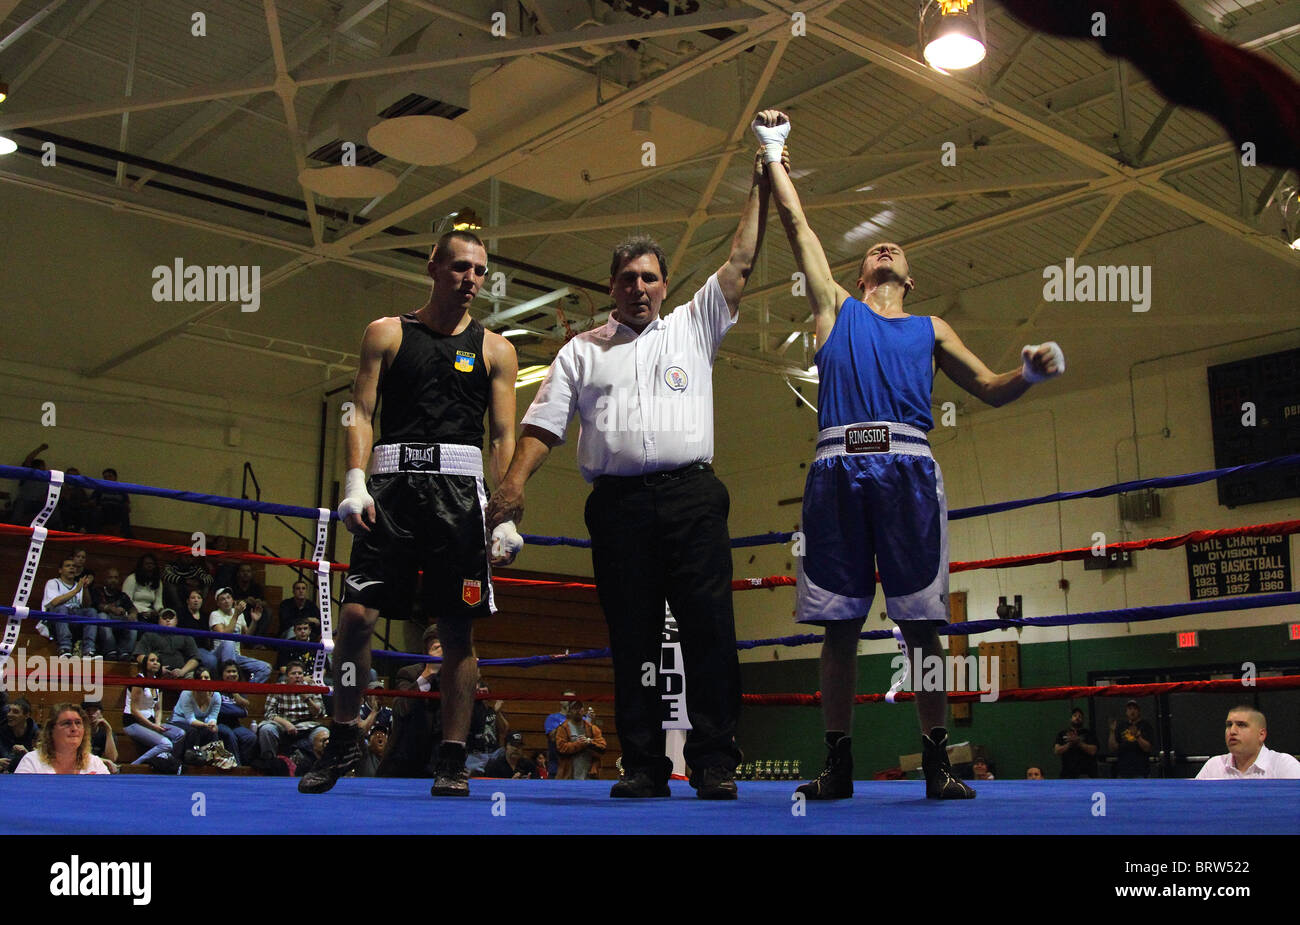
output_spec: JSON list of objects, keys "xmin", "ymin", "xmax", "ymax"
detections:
[
  {"xmin": 933, "ymin": 317, "xmax": 1064, "ymax": 407},
  {"xmin": 339, "ymin": 318, "xmax": 401, "ymax": 535},
  {"xmin": 714, "ymin": 151, "xmax": 772, "ymax": 317},
  {"xmin": 754, "ymin": 110, "xmax": 853, "ymax": 344}
]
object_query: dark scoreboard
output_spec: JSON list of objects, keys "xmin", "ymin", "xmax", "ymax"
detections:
[{"xmin": 1207, "ymin": 347, "xmax": 1300, "ymax": 508}]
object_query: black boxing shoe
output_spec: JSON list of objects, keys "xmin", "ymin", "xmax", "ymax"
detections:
[
  {"xmin": 610, "ymin": 769, "xmax": 671, "ymax": 798},
  {"xmin": 297, "ymin": 723, "xmax": 363, "ymax": 794},
  {"xmin": 795, "ymin": 735, "xmax": 854, "ymax": 800},
  {"xmin": 691, "ymin": 765, "xmax": 739, "ymax": 800},
  {"xmin": 430, "ymin": 742, "xmax": 470, "ymax": 797},
  {"xmin": 922, "ymin": 726, "xmax": 976, "ymax": 800}
]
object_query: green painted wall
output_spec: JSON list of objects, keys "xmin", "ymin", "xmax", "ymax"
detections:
[{"xmin": 737, "ymin": 624, "xmax": 1299, "ymax": 781}]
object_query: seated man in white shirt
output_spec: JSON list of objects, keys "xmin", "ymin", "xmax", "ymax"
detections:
[{"xmin": 1195, "ymin": 706, "xmax": 1300, "ymax": 779}]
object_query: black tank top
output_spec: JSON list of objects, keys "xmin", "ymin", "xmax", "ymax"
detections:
[{"xmin": 376, "ymin": 315, "xmax": 490, "ymax": 448}]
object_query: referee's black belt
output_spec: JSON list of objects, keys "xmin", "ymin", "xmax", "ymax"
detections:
[{"xmin": 593, "ymin": 462, "xmax": 712, "ymax": 489}]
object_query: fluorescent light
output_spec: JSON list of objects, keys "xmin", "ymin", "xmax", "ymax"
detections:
[
  {"xmin": 501, "ymin": 329, "xmax": 532, "ymax": 338},
  {"xmin": 0, "ymin": 136, "xmax": 16, "ymax": 156},
  {"xmin": 515, "ymin": 364, "xmax": 551, "ymax": 389}
]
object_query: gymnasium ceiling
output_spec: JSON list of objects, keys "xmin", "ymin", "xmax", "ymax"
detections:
[{"xmin": 0, "ymin": 0, "xmax": 1298, "ymax": 407}]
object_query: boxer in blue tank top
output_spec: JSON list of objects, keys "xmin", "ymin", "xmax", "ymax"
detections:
[{"xmin": 752, "ymin": 110, "xmax": 1066, "ymax": 800}]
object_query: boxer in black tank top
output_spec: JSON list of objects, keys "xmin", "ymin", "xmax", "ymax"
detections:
[{"xmin": 299, "ymin": 230, "xmax": 518, "ymax": 796}]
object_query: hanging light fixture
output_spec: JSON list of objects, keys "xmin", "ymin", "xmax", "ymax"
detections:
[{"xmin": 920, "ymin": 0, "xmax": 986, "ymax": 72}]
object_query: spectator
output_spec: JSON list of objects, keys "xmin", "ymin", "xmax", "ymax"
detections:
[
  {"xmin": 209, "ymin": 587, "xmax": 272, "ymax": 683},
  {"xmin": 1054, "ymin": 707, "xmax": 1100, "ymax": 778},
  {"xmin": 357, "ymin": 726, "xmax": 389, "ymax": 778},
  {"xmin": 83, "ymin": 700, "xmax": 120, "ymax": 773},
  {"xmin": 122, "ymin": 554, "xmax": 165, "ymax": 621},
  {"xmin": 545, "ymin": 692, "xmax": 577, "ymax": 778},
  {"xmin": 59, "ymin": 468, "xmax": 92, "ymax": 532},
  {"xmin": 532, "ymin": 751, "xmax": 549, "ymax": 779},
  {"xmin": 123, "ymin": 652, "xmax": 186, "ymax": 765},
  {"xmin": 0, "ymin": 698, "xmax": 39, "ymax": 773},
  {"xmin": 275, "ymin": 617, "xmax": 315, "ymax": 680},
  {"xmin": 1026, "ymin": 766, "xmax": 1044, "ymax": 780},
  {"xmin": 132, "ymin": 609, "xmax": 201, "ymax": 678},
  {"xmin": 162, "ymin": 555, "xmax": 214, "ymax": 614},
  {"xmin": 483, "ymin": 731, "xmax": 540, "ymax": 779},
  {"xmin": 256, "ymin": 661, "xmax": 326, "ymax": 770},
  {"xmin": 178, "ymin": 589, "xmax": 220, "ymax": 674},
  {"xmin": 171, "ymin": 668, "xmax": 223, "ymax": 754},
  {"xmin": 10, "ymin": 444, "xmax": 60, "ymax": 528},
  {"xmin": 466, "ymin": 682, "xmax": 508, "ymax": 776},
  {"xmin": 216, "ymin": 660, "xmax": 257, "ymax": 765},
  {"xmin": 1109, "ymin": 700, "xmax": 1155, "ymax": 778},
  {"xmin": 554, "ymin": 699, "xmax": 606, "ymax": 780},
  {"xmin": 42, "ymin": 554, "xmax": 102, "ymax": 657},
  {"xmin": 14, "ymin": 703, "xmax": 111, "ymax": 774},
  {"xmin": 292, "ymin": 727, "xmax": 331, "ymax": 777},
  {"xmin": 378, "ymin": 625, "xmax": 443, "ymax": 778},
  {"xmin": 972, "ymin": 756, "xmax": 995, "ymax": 780},
  {"xmin": 92, "ymin": 566, "xmax": 140, "ymax": 661},
  {"xmin": 279, "ymin": 580, "xmax": 321, "ymax": 640},
  {"xmin": 89, "ymin": 468, "xmax": 132, "ymax": 537},
  {"xmin": 1195, "ymin": 706, "xmax": 1300, "ymax": 779},
  {"xmin": 214, "ymin": 563, "xmax": 263, "ymax": 609}
]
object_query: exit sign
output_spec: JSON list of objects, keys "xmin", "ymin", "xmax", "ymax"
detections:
[
  {"xmin": 1290, "ymin": 623, "xmax": 1300, "ymax": 641},
  {"xmin": 1177, "ymin": 631, "xmax": 1200, "ymax": 649}
]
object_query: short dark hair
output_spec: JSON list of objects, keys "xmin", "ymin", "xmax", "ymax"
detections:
[
  {"xmin": 430, "ymin": 230, "xmax": 485, "ymax": 266},
  {"xmin": 102, "ymin": 468, "xmax": 117, "ymax": 478},
  {"xmin": 422, "ymin": 624, "xmax": 441, "ymax": 650},
  {"xmin": 609, "ymin": 234, "xmax": 667, "ymax": 281},
  {"xmin": 292, "ymin": 579, "xmax": 309, "ymax": 589},
  {"xmin": 1071, "ymin": 707, "xmax": 1084, "ymax": 716},
  {"xmin": 12, "ymin": 697, "xmax": 32, "ymax": 716},
  {"xmin": 285, "ymin": 660, "xmax": 306, "ymax": 673},
  {"xmin": 294, "ymin": 617, "xmax": 311, "ymax": 628},
  {"xmin": 220, "ymin": 660, "xmax": 242, "ymax": 679},
  {"xmin": 60, "ymin": 556, "xmax": 76, "ymax": 568}
]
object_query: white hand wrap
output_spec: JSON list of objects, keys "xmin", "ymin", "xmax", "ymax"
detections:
[
  {"xmin": 751, "ymin": 116, "xmax": 791, "ymax": 164},
  {"xmin": 1021, "ymin": 341, "xmax": 1065, "ymax": 384},
  {"xmin": 337, "ymin": 468, "xmax": 374, "ymax": 521},
  {"xmin": 491, "ymin": 520, "xmax": 524, "ymax": 561}
]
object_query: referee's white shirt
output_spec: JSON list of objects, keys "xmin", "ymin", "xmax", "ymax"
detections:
[
  {"xmin": 522, "ymin": 273, "xmax": 734, "ymax": 483},
  {"xmin": 1194, "ymin": 745, "xmax": 1300, "ymax": 779}
]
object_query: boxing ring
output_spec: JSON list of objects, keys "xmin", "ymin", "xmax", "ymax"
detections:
[{"xmin": 1, "ymin": 454, "xmax": 1299, "ymax": 837}]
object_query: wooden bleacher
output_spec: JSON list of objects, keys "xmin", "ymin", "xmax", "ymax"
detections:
[{"xmin": 2, "ymin": 529, "xmax": 620, "ymax": 775}]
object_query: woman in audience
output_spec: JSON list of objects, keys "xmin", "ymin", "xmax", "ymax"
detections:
[
  {"xmin": 179, "ymin": 589, "xmax": 219, "ymax": 674},
  {"xmin": 15, "ymin": 703, "xmax": 111, "ymax": 774},
  {"xmin": 122, "ymin": 554, "xmax": 165, "ymax": 621},
  {"xmin": 123, "ymin": 652, "xmax": 185, "ymax": 765},
  {"xmin": 216, "ymin": 660, "xmax": 257, "ymax": 765},
  {"xmin": 171, "ymin": 667, "xmax": 222, "ymax": 754}
]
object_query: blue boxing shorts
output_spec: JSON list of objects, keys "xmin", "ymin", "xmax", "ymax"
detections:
[{"xmin": 796, "ymin": 422, "xmax": 949, "ymax": 625}]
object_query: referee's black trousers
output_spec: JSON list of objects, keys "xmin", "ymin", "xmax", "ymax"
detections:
[{"xmin": 585, "ymin": 465, "xmax": 742, "ymax": 783}]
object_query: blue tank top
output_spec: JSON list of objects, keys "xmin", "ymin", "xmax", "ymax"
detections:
[{"xmin": 815, "ymin": 297, "xmax": 935, "ymax": 431}]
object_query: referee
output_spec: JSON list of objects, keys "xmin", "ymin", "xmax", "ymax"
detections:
[{"xmin": 488, "ymin": 149, "xmax": 777, "ymax": 800}]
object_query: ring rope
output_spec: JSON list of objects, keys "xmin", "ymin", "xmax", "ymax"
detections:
[
  {"xmin": 57, "ymin": 672, "xmax": 1300, "ymax": 708},
  {"xmin": 9, "ymin": 591, "xmax": 1297, "ymax": 668},
  {"xmin": 4, "ymin": 452, "xmax": 1297, "ymax": 548}
]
